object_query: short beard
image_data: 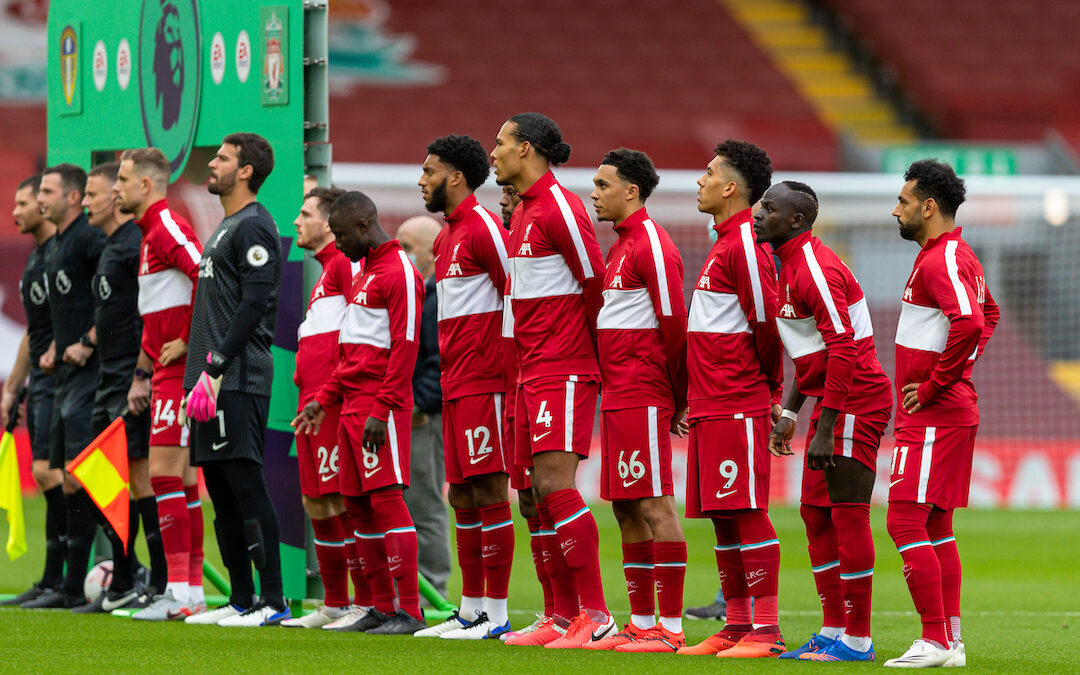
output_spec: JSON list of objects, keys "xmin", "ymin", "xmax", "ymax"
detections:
[
  {"xmin": 898, "ymin": 218, "xmax": 921, "ymax": 241},
  {"xmin": 424, "ymin": 179, "xmax": 448, "ymax": 214},
  {"xmin": 207, "ymin": 169, "xmax": 237, "ymax": 196},
  {"xmin": 117, "ymin": 200, "xmax": 134, "ymax": 214}
]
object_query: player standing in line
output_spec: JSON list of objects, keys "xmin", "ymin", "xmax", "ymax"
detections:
[
  {"xmin": 412, "ymin": 135, "xmax": 513, "ymax": 640},
  {"xmin": 79, "ymin": 161, "xmax": 155, "ymax": 612},
  {"xmin": 491, "ymin": 112, "xmax": 614, "ymax": 648},
  {"xmin": 20, "ymin": 164, "xmax": 105, "ymax": 610},
  {"xmin": 1, "ymin": 175, "xmax": 65, "ymax": 608},
  {"xmin": 295, "ymin": 191, "xmax": 427, "ymax": 635},
  {"xmin": 755, "ymin": 182, "xmax": 893, "ymax": 662},
  {"xmin": 883, "ymin": 160, "xmax": 997, "ymax": 668},
  {"xmin": 678, "ymin": 141, "xmax": 786, "ymax": 658},
  {"xmin": 183, "ymin": 133, "xmax": 289, "ymax": 626},
  {"xmin": 584, "ymin": 149, "xmax": 689, "ymax": 653},
  {"xmin": 112, "ymin": 148, "xmax": 205, "ymax": 619},
  {"xmin": 279, "ymin": 186, "xmax": 372, "ymax": 628}
]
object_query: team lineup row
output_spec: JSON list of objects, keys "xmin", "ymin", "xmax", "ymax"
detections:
[{"xmin": 5, "ymin": 113, "xmax": 995, "ymax": 667}]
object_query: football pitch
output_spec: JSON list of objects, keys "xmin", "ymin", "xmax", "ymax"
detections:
[{"xmin": 1, "ymin": 497, "xmax": 1077, "ymax": 673}]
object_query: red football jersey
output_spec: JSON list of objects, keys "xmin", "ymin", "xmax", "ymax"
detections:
[
  {"xmin": 686, "ymin": 209, "xmax": 783, "ymax": 420},
  {"xmin": 774, "ymin": 230, "xmax": 892, "ymax": 414},
  {"xmin": 295, "ymin": 242, "xmax": 360, "ymax": 404},
  {"xmin": 507, "ymin": 170, "xmax": 605, "ymax": 383},
  {"xmin": 435, "ymin": 193, "xmax": 509, "ymax": 401},
  {"xmin": 595, "ymin": 208, "xmax": 687, "ymax": 412},
  {"xmin": 894, "ymin": 228, "xmax": 998, "ymax": 428},
  {"xmin": 315, "ymin": 240, "xmax": 424, "ymax": 420},
  {"xmin": 135, "ymin": 199, "xmax": 202, "ymax": 367}
]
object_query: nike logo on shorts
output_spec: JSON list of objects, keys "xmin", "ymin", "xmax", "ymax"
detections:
[
  {"xmin": 364, "ymin": 467, "xmax": 382, "ymax": 478},
  {"xmin": 622, "ymin": 479, "xmax": 640, "ymax": 488},
  {"xmin": 714, "ymin": 489, "xmax": 737, "ymax": 499},
  {"xmin": 469, "ymin": 455, "xmax": 490, "ymax": 465},
  {"xmin": 211, "ymin": 441, "xmax": 228, "ymax": 451},
  {"xmin": 532, "ymin": 431, "xmax": 552, "ymax": 442},
  {"xmin": 151, "ymin": 425, "xmax": 171, "ymax": 435},
  {"xmin": 320, "ymin": 472, "xmax": 337, "ymax": 483},
  {"xmin": 890, "ymin": 478, "xmax": 903, "ymax": 488}
]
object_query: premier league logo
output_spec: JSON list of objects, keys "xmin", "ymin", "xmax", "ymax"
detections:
[{"xmin": 138, "ymin": 0, "xmax": 201, "ymax": 180}]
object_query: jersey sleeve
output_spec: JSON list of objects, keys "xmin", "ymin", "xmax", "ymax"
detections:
[
  {"xmin": 798, "ymin": 257, "xmax": 857, "ymax": 411},
  {"xmin": 474, "ymin": 212, "xmax": 510, "ymax": 292},
  {"xmin": 915, "ymin": 250, "xmax": 986, "ymax": 406},
  {"xmin": 978, "ymin": 283, "xmax": 999, "ymax": 360},
  {"xmin": 314, "ymin": 342, "xmax": 347, "ymax": 409},
  {"xmin": 729, "ymin": 238, "xmax": 784, "ymax": 405},
  {"xmin": 639, "ymin": 234, "xmax": 689, "ymax": 410},
  {"xmin": 543, "ymin": 194, "xmax": 606, "ymax": 330},
  {"xmin": 370, "ymin": 251, "xmax": 425, "ymax": 421},
  {"xmin": 153, "ymin": 224, "xmax": 203, "ymax": 342}
]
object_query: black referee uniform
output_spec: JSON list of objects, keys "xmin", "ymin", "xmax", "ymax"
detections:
[
  {"xmin": 89, "ymin": 219, "xmax": 151, "ymax": 598},
  {"xmin": 47, "ymin": 211, "xmax": 107, "ymax": 605},
  {"xmin": 184, "ymin": 201, "xmax": 285, "ymax": 611}
]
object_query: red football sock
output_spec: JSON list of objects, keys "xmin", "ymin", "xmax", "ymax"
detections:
[
  {"xmin": 454, "ymin": 507, "xmax": 484, "ymax": 601},
  {"xmin": 653, "ymin": 540, "xmax": 687, "ymax": 622},
  {"xmin": 832, "ymin": 502, "xmax": 875, "ymax": 638},
  {"xmin": 151, "ymin": 476, "xmax": 190, "ymax": 585},
  {"xmin": 713, "ymin": 516, "xmax": 751, "ymax": 625},
  {"xmin": 735, "ymin": 509, "xmax": 780, "ymax": 626},
  {"xmin": 310, "ymin": 515, "xmax": 350, "ymax": 608},
  {"xmin": 928, "ymin": 507, "xmax": 961, "ymax": 642},
  {"xmin": 887, "ymin": 501, "xmax": 948, "ymax": 646},
  {"xmin": 340, "ymin": 513, "xmax": 372, "ymax": 606},
  {"xmin": 184, "ymin": 484, "xmax": 204, "ymax": 589},
  {"xmin": 537, "ymin": 501, "xmax": 579, "ymax": 622},
  {"xmin": 544, "ymin": 488, "xmax": 608, "ymax": 616},
  {"xmin": 370, "ymin": 490, "xmax": 421, "ymax": 621},
  {"xmin": 479, "ymin": 502, "xmax": 514, "ymax": 600},
  {"xmin": 800, "ymin": 504, "xmax": 845, "ymax": 628},
  {"xmin": 526, "ymin": 516, "xmax": 554, "ymax": 616},
  {"xmin": 621, "ymin": 539, "xmax": 655, "ymax": 618},
  {"xmin": 345, "ymin": 496, "xmax": 396, "ymax": 615}
]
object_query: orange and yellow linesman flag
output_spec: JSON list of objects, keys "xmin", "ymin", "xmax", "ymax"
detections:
[
  {"xmin": 66, "ymin": 416, "xmax": 130, "ymax": 552},
  {"xmin": 0, "ymin": 428, "xmax": 27, "ymax": 560}
]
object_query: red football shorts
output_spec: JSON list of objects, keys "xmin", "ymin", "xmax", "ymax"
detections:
[
  {"xmin": 600, "ymin": 406, "xmax": 674, "ymax": 501},
  {"xmin": 337, "ymin": 403, "xmax": 411, "ymax": 497},
  {"xmin": 149, "ymin": 369, "xmax": 187, "ymax": 447},
  {"xmin": 443, "ymin": 393, "xmax": 508, "ymax": 484},
  {"xmin": 685, "ymin": 414, "xmax": 772, "ymax": 517},
  {"xmin": 800, "ymin": 406, "xmax": 890, "ymax": 507},
  {"xmin": 888, "ymin": 425, "xmax": 978, "ymax": 510},
  {"xmin": 514, "ymin": 376, "xmax": 599, "ymax": 468},
  {"xmin": 296, "ymin": 401, "xmax": 342, "ymax": 498}
]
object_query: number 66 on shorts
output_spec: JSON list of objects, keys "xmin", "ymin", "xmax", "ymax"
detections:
[{"xmin": 600, "ymin": 406, "xmax": 674, "ymax": 501}]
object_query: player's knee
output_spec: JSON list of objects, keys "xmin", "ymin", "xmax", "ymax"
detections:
[
  {"xmin": 640, "ymin": 497, "xmax": 682, "ymax": 538},
  {"xmin": 800, "ymin": 503, "xmax": 833, "ymax": 538},
  {"xmin": 886, "ymin": 503, "xmax": 927, "ymax": 545},
  {"xmin": 926, "ymin": 507, "xmax": 954, "ymax": 540},
  {"xmin": 470, "ymin": 473, "xmax": 508, "ymax": 506},
  {"xmin": 447, "ymin": 483, "xmax": 474, "ymax": 511},
  {"xmin": 302, "ymin": 495, "xmax": 334, "ymax": 519},
  {"xmin": 517, "ymin": 496, "xmax": 538, "ymax": 520}
]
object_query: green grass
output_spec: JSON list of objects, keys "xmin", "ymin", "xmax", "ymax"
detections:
[{"xmin": 1, "ymin": 497, "xmax": 1078, "ymax": 673}]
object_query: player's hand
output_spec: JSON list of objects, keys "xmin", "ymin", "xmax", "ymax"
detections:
[
  {"xmin": 186, "ymin": 370, "xmax": 223, "ymax": 423},
  {"xmin": 770, "ymin": 403, "xmax": 783, "ymax": 425},
  {"xmin": 127, "ymin": 376, "xmax": 151, "ymax": 415},
  {"xmin": 1, "ymin": 388, "xmax": 20, "ymax": 429},
  {"xmin": 901, "ymin": 382, "xmax": 923, "ymax": 414},
  {"xmin": 292, "ymin": 401, "xmax": 325, "ymax": 436},
  {"xmin": 362, "ymin": 416, "xmax": 388, "ymax": 452},
  {"xmin": 62, "ymin": 342, "xmax": 93, "ymax": 367},
  {"xmin": 670, "ymin": 406, "xmax": 689, "ymax": 438},
  {"xmin": 768, "ymin": 417, "xmax": 795, "ymax": 457},
  {"xmin": 806, "ymin": 428, "xmax": 835, "ymax": 470},
  {"xmin": 39, "ymin": 343, "xmax": 56, "ymax": 375},
  {"xmin": 158, "ymin": 338, "xmax": 188, "ymax": 367}
]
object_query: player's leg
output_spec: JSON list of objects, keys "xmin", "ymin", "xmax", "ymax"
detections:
[
  {"xmin": 182, "ymin": 463, "xmax": 205, "ymax": 610},
  {"xmin": 619, "ymin": 495, "xmax": 687, "ymax": 652},
  {"xmin": 281, "ymin": 493, "xmax": 351, "ymax": 628},
  {"xmin": 442, "ymin": 403, "xmax": 486, "ymax": 626},
  {"xmin": 149, "ymin": 445, "xmax": 192, "ymax": 604},
  {"xmin": 343, "ymin": 495, "xmax": 396, "ymax": 621},
  {"xmin": 403, "ymin": 408, "xmax": 451, "ymax": 602},
  {"xmin": 516, "ymin": 485, "xmax": 554, "ymax": 619},
  {"xmin": 365, "ymin": 485, "xmax": 427, "ymax": 635},
  {"xmin": 927, "ymin": 507, "xmax": 962, "ymax": 651},
  {"xmin": 783, "ymin": 503, "xmax": 843, "ymax": 658},
  {"xmin": 131, "ymin": 457, "xmax": 167, "ymax": 596},
  {"xmin": 678, "ymin": 515, "xmax": 752, "ymax": 655}
]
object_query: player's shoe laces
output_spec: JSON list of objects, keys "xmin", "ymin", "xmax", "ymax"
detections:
[
  {"xmin": 616, "ymin": 624, "xmax": 687, "ymax": 653},
  {"xmin": 218, "ymin": 598, "xmax": 292, "ymax": 627},
  {"xmin": 676, "ymin": 625, "xmax": 750, "ymax": 655},
  {"xmin": 779, "ymin": 633, "xmax": 837, "ymax": 659},
  {"xmin": 413, "ymin": 609, "xmax": 471, "ymax": 637},
  {"xmin": 715, "ymin": 626, "xmax": 786, "ymax": 658},
  {"xmin": 800, "ymin": 638, "xmax": 875, "ymax": 662},
  {"xmin": 131, "ymin": 589, "xmax": 193, "ymax": 622},
  {"xmin": 501, "ymin": 613, "xmax": 544, "ymax": 641},
  {"xmin": 441, "ymin": 612, "xmax": 496, "ymax": 640},
  {"xmin": 366, "ymin": 610, "xmax": 427, "ymax": 635},
  {"xmin": 883, "ymin": 639, "xmax": 953, "ymax": 668},
  {"xmin": 322, "ymin": 606, "xmax": 372, "ymax": 631},
  {"xmin": 943, "ymin": 640, "xmax": 965, "ymax": 668},
  {"xmin": 280, "ymin": 605, "xmax": 349, "ymax": 628},
  {"xmin": 582, "ymin": 621, "xmax": 649, "ymax": 650},
  {"xmin": 545, "ymin": 610, "xmax": 616, "ymax": 649},
  {"xmin": 504, "ymin": 616, "xmax": 567, "ymax": 646},
  {"xmin": 185, "ymin": 602, "xmax": 247, "ymax": 625}
]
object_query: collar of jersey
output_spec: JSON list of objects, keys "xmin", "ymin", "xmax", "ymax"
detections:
[{"xmin": 773, "ymin": 229, "xmax": 814, "ymax": 264}]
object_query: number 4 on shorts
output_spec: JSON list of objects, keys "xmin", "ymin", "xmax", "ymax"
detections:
[{"xmin": 536, "ymin": 400, "xmax": 553, "ymax": 428}]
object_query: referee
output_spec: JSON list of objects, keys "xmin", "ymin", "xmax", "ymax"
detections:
[{"xmin": 182, "ymin": 133, "xmax": 289, "ymax": 626}]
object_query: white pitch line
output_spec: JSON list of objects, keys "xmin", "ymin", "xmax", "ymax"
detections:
[{"xmin": 505, "ymin": 609, "xmax": 1080, "ymax": 617}]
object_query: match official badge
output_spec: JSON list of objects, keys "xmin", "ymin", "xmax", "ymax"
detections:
[
  {"xmin": 58, "ymin": 23, "xmax": 82, "ymax": 114},
  {"xmin": 260, "ymin": 6, "xmax": 288, "ymax": 105}
]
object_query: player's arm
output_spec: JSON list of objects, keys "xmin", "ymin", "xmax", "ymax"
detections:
[
  {"xmin": 734, "ymin": 244, "xmax": 784, "ymax": 406},
  {"xmin": 978, "ymin": 283, "xmax": 999, "ymax": 358},
  {"xmin": 475, "ymin": 212, "xmax": 510, "ymax": 292},
  {"xmin": 903, "ymin": 259, "xmax": 985, "ymax": 412},
  {"xmin": 546, "ymin": 201, "xmax": 606, "ymax": 333},
  {"xmin": 127, "ymin": 348, "xmax": 153, "ymax": 415},
  {"xmin": 1, "ymin": 333, "xmax": 30, "ymax": 428},
  {"xmin": 158, "ymin": 225, "xmax": 203, "ymax": 345},
  {"xmin": 769, "ymin": 381, "xmax": 806, "ymax": 458},
  {"xmin": 640, "ymin": 240, "xmax": 689, "ymax": 413}
]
